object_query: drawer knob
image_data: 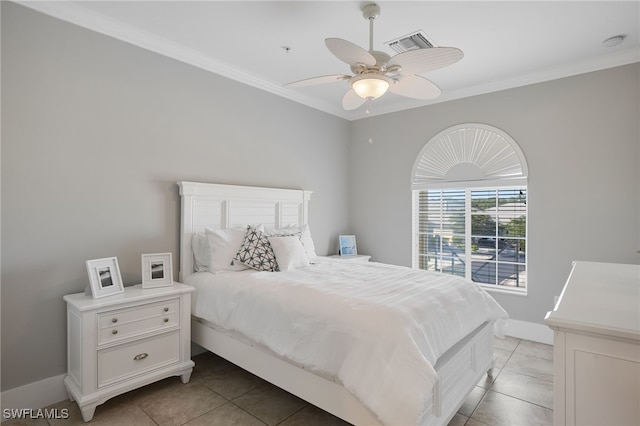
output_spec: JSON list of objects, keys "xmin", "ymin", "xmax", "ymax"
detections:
[
  {"xmin": 112, "ymin": 318, "xmax": 118, "ymax": 323},
  {"xmin": 163, "ymin": 318, "xmax": 169, "ymax": 323},
  {"xmin": 112, "ymin": 329, "xmax": 118, "ymax": 335},
  {"xmin": 133, "ymin": 353, "xmax": 148, "ymax": 361},
  {"xmin": 163, "ymin": 307, "xmax": 169, "ymax": 312}
]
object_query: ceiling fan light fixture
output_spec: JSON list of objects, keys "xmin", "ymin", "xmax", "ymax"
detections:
[
  {"xmin": 350, "ymin": 74, "xmax": 391, "ymax": 99},
  {"xmin": 284, "ymin": 3, "xmax": 462, "ymax": 112}
]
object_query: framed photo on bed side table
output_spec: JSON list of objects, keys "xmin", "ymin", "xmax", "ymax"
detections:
[
  {"xmin": 86, "ymin": 257, "xmax": 124, "ymax": 299},
  {"xmin": 338, "ymin": 235, "xmax": 357, "ymax": 256},
  {"xmin": 141, "ymin": 252, "xmax": 173, "ymax": 288}
]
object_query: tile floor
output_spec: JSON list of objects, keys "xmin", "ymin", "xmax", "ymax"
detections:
[{"xmin": 6, "ymin": 336, "xmax": 552, "ymax": 426}]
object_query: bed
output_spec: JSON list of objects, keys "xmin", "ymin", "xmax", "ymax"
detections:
[{"xmin": 178, "ymin": 181, "xmax": 508, "ymax": 426}]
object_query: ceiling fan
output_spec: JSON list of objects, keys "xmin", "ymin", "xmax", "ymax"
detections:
[{"xmin": 284, "ymin": 3, "xmax": 463, "ymax": 111}]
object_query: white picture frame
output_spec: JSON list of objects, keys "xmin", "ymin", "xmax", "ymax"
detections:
[
  {"xmin": 141, "ymin": 252, "xmax": 173, "ymax": 288},
  {"xmin": 86, "ymin": 257, "xmax": 124, "ymax": 299},
  {"xmin": 338, "ymin": 235, "xmax": 358, "ymax": 256}
]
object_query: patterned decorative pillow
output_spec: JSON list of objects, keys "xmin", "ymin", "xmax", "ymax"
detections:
[{"xmin": 234, "ymin": 225, "xmax": 278, "ymax": 272}]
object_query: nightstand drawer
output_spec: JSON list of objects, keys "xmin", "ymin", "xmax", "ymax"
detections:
[
  {"xmin": 97, "ymin": 330, "xmax": 179, "ymax": 388},
  {"xmin": 98, "ymin": 298, "xmax": 179, "ymax": 344}
]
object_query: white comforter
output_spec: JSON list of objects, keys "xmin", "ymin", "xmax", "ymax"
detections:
[{"xmin": 187, "ymin": 258, "xmax": 508, "ymax": 425}]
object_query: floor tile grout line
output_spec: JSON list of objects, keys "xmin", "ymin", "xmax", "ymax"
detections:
[
  {"xmin": 457, "ymin": 339, "xmax": 519, "ymax": 421},
  {"xmin": 137, "ymin": 402, "xmax": 162, "ymax": 426},
  {"xmin": 485, "ymin": 388, "xmax": 553, "ymax": 412},
  {"xmin": 497, "ymin": 367, "xmax": 554, "ymax": 384},
  {"xmin": 464, "ymin": 414, "xmax": 492, "ymax": 426},
  {"xmin": 227, "ymin": 399, "xmax": 271, "ymax": 426},
  {"xmin": 464, "ymin": 340, "xmax": 555, "ymax": 426},
  {"xmin": 509, "ymin": 351, "xmax": 554, "ymax": 363},
  {"xmin": 171, "ymin": 378, "xmax": 250, "ymax": 426},
  {"xmin": 465, "ymin": 338, "xmax": 519, "ymax": 425},
  {"xmin": 499, "ymin": 346, "xmax": 554, "ymax": 385},
  {"xmin": 468, "ymin": 381, "xmax": 493, "ymax": 422},
  {"xmin": 273, "ymin": 403, "xmax": 310, "ymax": 425}
]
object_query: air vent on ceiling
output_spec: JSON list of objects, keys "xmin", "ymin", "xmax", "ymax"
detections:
[{"xmin": 385, "ymin": 30, "xmax": 435, "ymax": 54}]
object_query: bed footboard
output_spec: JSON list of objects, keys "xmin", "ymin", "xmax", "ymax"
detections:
[
  {"xmin": 192, "ymin": 317, "xmax": 382, "ymax": 425},
  {"xmin": 427, "ymin": 321, "xmax": 494, "ymax": 425},
  {"xmin": 192, "ymin": 317, "xmax": 494, "ymax": 426}
]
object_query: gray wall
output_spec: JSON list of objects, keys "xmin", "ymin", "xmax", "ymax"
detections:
[
  {"xmin": 3, "ymin": 1, "xmax": 639, "ymax": 394},
  {"xmin": 1, "ymin": 3, "xmax": 351, "ymax": 391},
  {"xmin": 349, "ymin": 63, "xmax": 640, "ymax": 324}
]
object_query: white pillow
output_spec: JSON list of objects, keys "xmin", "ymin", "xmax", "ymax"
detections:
[
  {"xmin": 297, "ymin": 224, "xmax": 318, "ymax": 260},
  {"xmin": 266, "ymin": 224, "xmax": 318, "ymax": 260},
  {"xmin": 268, "ymin": 235, "xmax": 310, "ymax": 271},
  {"xmin": 204, "ymin": 227, "xmax": 252, "ymax": 272},
  {"xmin": 191, "ymin": 232, "xmax": 211, "ymax": 272}
]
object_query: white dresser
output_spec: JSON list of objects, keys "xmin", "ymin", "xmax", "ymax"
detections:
[
  {"xmin": 63, "ymin": 283, "xmax": 195, "ymax": 421},
  {"xmin": 545, "ymin": 261, "xmax": 640, "ymax": 426}
]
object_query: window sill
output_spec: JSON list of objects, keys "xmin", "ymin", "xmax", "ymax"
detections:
[{"xmin": 481, "ymin": 284, "xmax": 528, "ymax": 296}]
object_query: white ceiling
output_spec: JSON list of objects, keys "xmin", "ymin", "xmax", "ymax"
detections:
[{"xmin": 18, "ymin": 1, "xmax": 640, "ymax": 120}]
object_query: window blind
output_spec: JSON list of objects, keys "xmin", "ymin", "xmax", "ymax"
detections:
[{"xmin": 416, "ymin": 187, "xmax": 527, "ymax": 290}]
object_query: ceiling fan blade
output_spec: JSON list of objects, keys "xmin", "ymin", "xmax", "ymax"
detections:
[
  {"xmin": 284, "ymin": 74, "xmax": 351, "ymax": 88},
  {"xmin": 326, "ymin": 38, "xmax": 376, "ymax": 67},
  {"xmin": 342, "ymin": 89, "xmax": 367, "ymax": 110},
  {"xmin": 387, "ymin": 47, "xmax": 463, "ymax": 74},
  {"xmin": 388, "ymin": 74, "xmax": 441, "ymax": 100}
]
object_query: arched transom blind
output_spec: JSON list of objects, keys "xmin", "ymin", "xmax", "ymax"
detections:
[{"xmin": 411, "ymin": 124, "xmax": 528, "ymax": 189}]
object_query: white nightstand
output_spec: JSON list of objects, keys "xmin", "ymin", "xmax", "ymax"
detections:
[
  {"xmin": 63, "ymin": 283, "xmax": 195, "ymax": 421},
  {"xmin": 328, "ymin": 254, "xmax": 371, "ymax": 262}
]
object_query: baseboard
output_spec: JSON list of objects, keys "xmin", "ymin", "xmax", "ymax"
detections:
[
  {"xmin": 0, "ymin": 374, "xmax": 68, "ymax": 419},
  {"xmin": 506, "ymin": 319, "xmax": 554, "ymax": 345},
  {"xmin": 1, "ymin": 320, "xmax": 553, "ymax": 414}
]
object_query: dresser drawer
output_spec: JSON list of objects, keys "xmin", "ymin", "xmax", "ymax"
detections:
[
  {"xmin": 98, "ymin": 298, "xmax": 179, "ymax": 345},
  {"xmin": 97, "ymin": 330, "xmax": 179, "ymax": 388}
]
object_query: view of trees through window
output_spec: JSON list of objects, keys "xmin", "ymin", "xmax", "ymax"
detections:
[{"xmin": 417, "ymin": 187, "xmax": 527, "ymax": 290}]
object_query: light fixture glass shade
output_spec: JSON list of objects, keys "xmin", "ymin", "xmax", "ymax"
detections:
[{"xmin": 351, "ymin": 75, "xmax": 390, "ymax": 100}]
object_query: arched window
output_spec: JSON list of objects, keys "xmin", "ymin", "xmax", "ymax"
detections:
[{"xmin": 411, "ymin": 124, "xmax": 528, "ymax": 293}]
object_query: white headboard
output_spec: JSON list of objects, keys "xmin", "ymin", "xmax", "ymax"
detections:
[{"xmin": 178, "ymin": 182, "xmax": 313, "ymax": 281}]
